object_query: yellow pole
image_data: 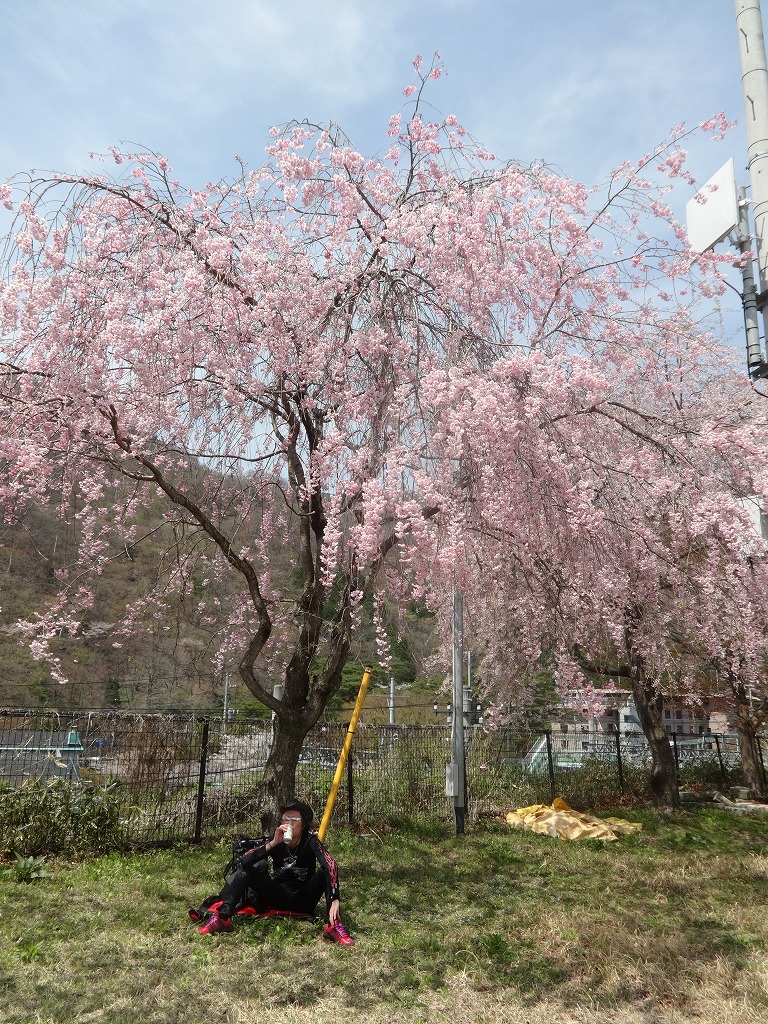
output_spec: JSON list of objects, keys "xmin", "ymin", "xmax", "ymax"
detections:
[{"xmin": 317, "ymin": 664, "xmax": 373, "ymax": 842}]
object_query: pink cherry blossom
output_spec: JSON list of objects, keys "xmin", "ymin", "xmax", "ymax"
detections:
[{"xmin": 0, "ymin": 70, "xmax": 758, "ymax": 814}]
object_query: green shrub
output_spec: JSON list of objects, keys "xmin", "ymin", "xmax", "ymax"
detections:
[
  {"xmin": 0, "ymin": 778, "xmax": 124, "ymax": 856},
  {"xmin": 676, "ymin": 750, "xmax": 738, "ymax": 790}
]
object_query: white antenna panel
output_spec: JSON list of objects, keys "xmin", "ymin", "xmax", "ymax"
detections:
[{"xmin": 685, "ymin": 158, "xmax": 739, "ymax": 253}]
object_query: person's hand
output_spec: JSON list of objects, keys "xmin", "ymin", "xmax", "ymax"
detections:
[
  {"xmin": 328, "ymin": 899, "xmax": 340, "ymax": 926},
  {"xmin": 267, "ymin": 825, "xmax": 287, "ymax": 850}
]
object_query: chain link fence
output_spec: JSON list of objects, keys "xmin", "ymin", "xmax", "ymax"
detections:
[{"xmin": 0, "ymin": 708, "xmax": 762, "ymax": 852}]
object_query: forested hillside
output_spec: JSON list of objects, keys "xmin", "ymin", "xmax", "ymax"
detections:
[
  {"xmin": 0, "ymin": 488, "xmax": 439, "ymax": 715},
  {"xmin": 0, "ymin": 490, "xmax": 215, "ymax": 708}
]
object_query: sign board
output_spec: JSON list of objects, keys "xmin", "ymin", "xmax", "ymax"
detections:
[
  {"xmin": 738, "ymin": 496, "xmax": 768, "ymax": 553},
  {"xmin": 685, "ymin": 158, "xmax": 739, "ymax": 253}
]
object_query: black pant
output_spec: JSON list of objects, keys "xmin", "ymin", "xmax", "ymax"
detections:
[{"xmin": 218, "ymin": 863, "xmax": 326, "ymax": 919}]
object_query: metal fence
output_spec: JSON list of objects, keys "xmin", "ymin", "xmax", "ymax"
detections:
[{"xmin": 0, "ymin": 708, "xmax": 762, "ymax": 851}]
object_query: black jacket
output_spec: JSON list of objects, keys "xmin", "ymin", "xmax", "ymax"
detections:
[{"xmin": 241, "ymin": 831, "xmax": 340, "ymax": 909}]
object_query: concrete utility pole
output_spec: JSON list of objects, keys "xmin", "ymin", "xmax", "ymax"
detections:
[
  {"xmin": 447, "ymin": 589, "xmax": 466, "ymax": 835},
  {"xmin": 689, "ymin": 8, "xmax": 768, "ymax": 378},
  {"xmin": 736, "ymin": 1, "xmax": 768, "ymax": 291}
]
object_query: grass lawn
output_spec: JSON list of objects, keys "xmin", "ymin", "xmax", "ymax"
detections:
[{"xmin": 0, "ymin": 806, "xmax": 766, "ymax": 1024}]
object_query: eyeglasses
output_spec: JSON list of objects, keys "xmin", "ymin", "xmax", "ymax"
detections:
[{"xmin": 281, "ymin": 815, "xmax": 302, "ymax": 823}]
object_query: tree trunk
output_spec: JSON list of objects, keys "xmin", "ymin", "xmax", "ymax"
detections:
[
  {"xmin": 249, "ymin": 633, "xmax": 349, "ymax": 833},
  {"xmin": 257, "ymin": 714, "xmax": 309, "ymax": 832},
  {"xmin": 630, "ymin": 672, "xmax": 680, "ymax": 810},
  {"xmin": 737, "ymin": 722, "xmax": 766, "ymax": 797},
  {"xmin": 624, "ymin": 606, "xmax": 680, "ymax": 810},
  {"xmin": 732, "ymin": 685, "xmax": 766, "ymax": 799}
]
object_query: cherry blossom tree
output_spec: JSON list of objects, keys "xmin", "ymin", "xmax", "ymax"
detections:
[
  {"xmin": 696, "ymin": 532, "xmax": 768, "ymax": 798},
  {"xmin": 415, "ymin": 342, "xmax": 768, "ymax": 807},
  {"xmin": 0, "ymin": 56, "xmax": 757, "ymax": 816}
]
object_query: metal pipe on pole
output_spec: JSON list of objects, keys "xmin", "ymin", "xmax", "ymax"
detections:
[
  {"xmin": 736, "ymin": 184, "xmax": 765, "ymax": 374},
  {"xmin": 736, "ymin": 1, "xmax": 768, "ymax": 291},
  {"xmin": 222, "ymin": 672, "xmax": 231, "ymax": 733}
]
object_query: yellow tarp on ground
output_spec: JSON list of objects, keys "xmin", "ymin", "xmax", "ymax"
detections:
[{"xmin": 505, "ymin": 797, "xmax": 643, "ymax": 841}]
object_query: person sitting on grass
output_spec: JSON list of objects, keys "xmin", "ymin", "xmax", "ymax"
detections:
[{"xmin": 192, "ymin": 799, "xmax": 354, "ymax": 946}]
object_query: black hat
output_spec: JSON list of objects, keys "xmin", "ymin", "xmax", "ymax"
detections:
[{"xmin": 280, "ymin": 799, "xmax": 314, "ymax": 830}]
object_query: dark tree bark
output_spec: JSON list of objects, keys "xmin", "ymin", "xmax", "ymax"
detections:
[
  {"xmin": 733, "ymin": 679, "xmax": 767, "ymax": 798},
  {"xmin": 624, "ymin": 606, "xmax": 680, "ymax": 810},
  {"xmin": 629, "ymin": 672, "xmax": 680, "ymax": 809},
  {"xmin": 574, "ymin": 603, "xmax": 681, "ymax": 811}
]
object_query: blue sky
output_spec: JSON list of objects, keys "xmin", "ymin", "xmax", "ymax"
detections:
[
  {"xmin": 1, "ymin": 1, "xmax": 751, "ymax": 188},
  {"xmin": 0, "ymin": 0, "xmax": 758, "ymax": 344}
]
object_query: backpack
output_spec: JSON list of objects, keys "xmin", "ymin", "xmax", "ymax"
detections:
[{"xmin": 221, "ymin": 836, "xmax": 262, "ymax": 880}]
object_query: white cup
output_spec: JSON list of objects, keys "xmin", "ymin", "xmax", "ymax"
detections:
[{"xmin": 283, "ymin": 823, "xmax": 293, "ymax": 845}]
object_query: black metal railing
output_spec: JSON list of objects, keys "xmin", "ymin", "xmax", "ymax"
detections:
[{"xmin": 0, "ymin": 709, "xmax": 761, "ymax": 852}]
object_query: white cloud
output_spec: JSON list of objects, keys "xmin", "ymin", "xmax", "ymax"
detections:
[{"xmin": 0, "ymin": 0, "xmax": 752, "ymax": 192}]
